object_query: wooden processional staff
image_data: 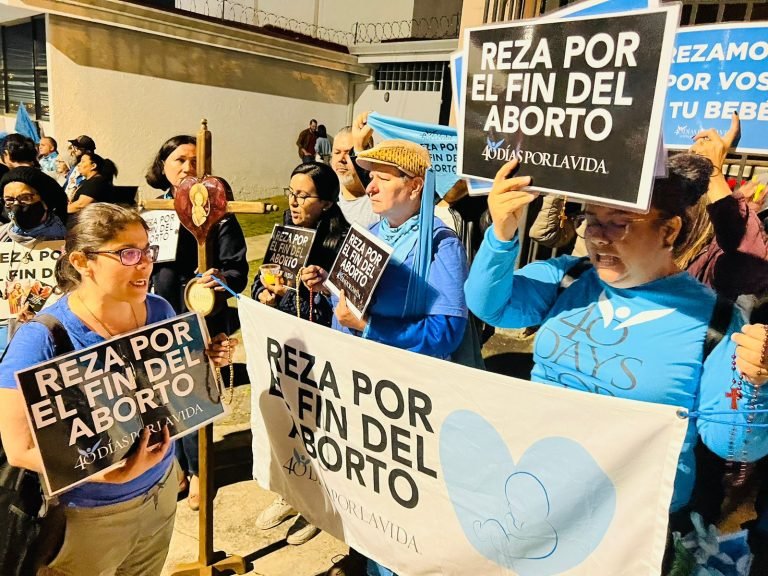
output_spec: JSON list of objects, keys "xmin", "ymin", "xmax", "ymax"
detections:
[{"xmin": 142, "ymin": 121, "xmax": 277, "ymax": 576}]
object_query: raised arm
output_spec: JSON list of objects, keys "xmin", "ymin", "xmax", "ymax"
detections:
[{"xmin": 465, "ymin": 160, "xmax": 578, "ymax": 328}]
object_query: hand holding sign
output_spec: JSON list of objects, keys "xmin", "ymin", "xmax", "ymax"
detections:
[
  {"xmin": 94, "ymin": 426, "xmax": 172, "ymax": 484},
  {"xmin": 335, "ymin": 290, "xmax": 368, "ymax": 332},
  {"xmin": 489, "ymin": 160, "xmax": 536, "ymax": 242}
]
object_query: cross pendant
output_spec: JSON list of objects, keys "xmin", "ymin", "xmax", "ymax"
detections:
[{"xmin": 726, "ymin": 387, "xmax": 743, "ymax": 410}]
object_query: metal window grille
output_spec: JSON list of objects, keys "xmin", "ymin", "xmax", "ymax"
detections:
[
  {"xmin": 0, "ymin": 16, "xmax": 48, "ymax": 121},
  {"xmin": 374, "ymin": 62, "xmax": 444, "ymax": 92}
]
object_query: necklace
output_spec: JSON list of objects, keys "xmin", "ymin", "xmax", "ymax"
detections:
[
  {"xmin": 73, "ymin": 292, "xmax": 139, "ymax": 338},
  {"xmin": 295, "ymin": 266, "xmax": 315, "ymax": 324},
  {"xmin": 724, "ymin": 326, "xmax": 766, "ymax": 486},
  {"xmin": 216, "ymin": 341, "xmax": 235, "ymax": 405}
]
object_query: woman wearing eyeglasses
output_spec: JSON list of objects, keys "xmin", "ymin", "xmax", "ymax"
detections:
[
  {"xmin": 145, "ymin": 135, "xmax": 248, "ymax": 510},
  {"xmin": 0, "ymin": 203, "xmax": 236, "ymax": 576},
  {"xmin": 252, "ymin": 162, "xmax": 349, "ymax": 328},
  {"xmin": 465, "ymin": 151, "xmax": 768, "ymax": 568},
  {"xmin": 250, "ymin": 162, "xmax": 348, "ymax": 546}
]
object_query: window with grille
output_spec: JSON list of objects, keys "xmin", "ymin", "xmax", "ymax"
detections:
[
  {"xmin": 374, "ymin": 62, "xmax": 444, "ymax": 92},
  {"xmin": 0, "ymin": 16, "xmax": 48, "ymax": 121}
]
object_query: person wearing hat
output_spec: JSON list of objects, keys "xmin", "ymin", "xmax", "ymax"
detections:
[
  {"xmin": 64, "ymin": 134, "xmax": 96, "ymax": 200},
  {"xmin": 0, "ymin": 166, "xmax": 68, "ymax": 354},
  {"xmin": 355, "ymin": 139, "xmax": 468, "ymax": 565},
  {"xmin": 314, "ymin": 137, "xmax": 468, "ymax": 575},
  {"xmin": 329, "ymin": 137, "xmax": 469, "ymax": 358}
]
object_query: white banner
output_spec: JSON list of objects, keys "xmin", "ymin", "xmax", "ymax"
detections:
[{"xmin": 240, "ymin": 297, "xmax": 687, "ymax": 576}]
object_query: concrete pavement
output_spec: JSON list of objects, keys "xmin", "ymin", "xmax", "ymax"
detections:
[{"xmin": 162, "ymin": 385, "xmax": 346, "ymax": 576}]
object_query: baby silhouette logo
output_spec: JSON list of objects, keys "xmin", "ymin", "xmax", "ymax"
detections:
[
  {"xmin": 440, "ymin": 411, "xmax": 615, "ymax": 575},
  {"xmin": 597, "ymin": 291, "xmax": 675, "ymax": 330},
  {"xmin": 486, "ymin": 136, "xmax": 505, "ymax": 151}
]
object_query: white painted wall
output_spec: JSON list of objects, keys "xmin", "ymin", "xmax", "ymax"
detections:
[
  {"xmin": 352, "ymin": 84, "xmax": 444, "ymax": 125},
  {"xmin": 46, "ymin": 41, "xmax": 348, "ymax": 200}
]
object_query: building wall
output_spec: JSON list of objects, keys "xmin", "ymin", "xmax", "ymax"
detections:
[
  {"xmin": 45, "ymin": 14, "xmax": 352, "ymax": 199},
  {"xmin": 351, "ymin": 84, "xmax": 444, "ymax": 126}
]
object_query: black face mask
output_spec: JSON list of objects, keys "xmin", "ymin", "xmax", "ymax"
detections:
[{"xmin": 10, "ymin": 201, "xmax": 47, "ymax": 230}]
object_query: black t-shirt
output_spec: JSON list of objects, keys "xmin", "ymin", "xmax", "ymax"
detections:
[{"xmin": 72, "ymin": 175, "xmax": 112, "ymax": 203}]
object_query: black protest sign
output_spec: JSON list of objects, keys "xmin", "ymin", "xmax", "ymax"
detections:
[
  {"xmin": 459, "ymin": 7, "xmax": 679, "ymax": 210},
  {"xmin": 263, "ymin": 224, "xmax": 317, "ymax": 284},
  {"xmin": 15, "ymin": 312, "xmax": 225, "ymax": 495},
  {"xmin": 326, "ymin": 224, "xmax": 393, "ymax": 319}
]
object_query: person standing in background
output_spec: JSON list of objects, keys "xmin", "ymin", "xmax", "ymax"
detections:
[
  {"xmin": 296, "ymin": 119, "xmax": 317, "ymax": 163},
  {"xmin": 314, "ymin": 125, "xmax": 331, "ymax": 164}
]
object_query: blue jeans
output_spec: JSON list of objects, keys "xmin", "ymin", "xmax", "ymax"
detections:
[{"xmin": 176, "ymin": 431, "xmax": 199, "ymax": 476}]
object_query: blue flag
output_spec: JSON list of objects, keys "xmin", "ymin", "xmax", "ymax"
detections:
[
  {"xmin": 15, "ymin": 104, "xmax": 39, "ymax": 143},
  {"xmin": 366, "ymin": 113, "xmax": 459, "ymax": 198}
]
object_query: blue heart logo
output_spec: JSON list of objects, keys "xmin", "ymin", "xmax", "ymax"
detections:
[{"xmin": 440, "ymin": 411, "xmax": 615, "ymax": 576}]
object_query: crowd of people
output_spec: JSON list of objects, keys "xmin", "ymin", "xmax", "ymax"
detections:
[{"xmin": 0, "ymin": 111, "xmax": 766, "ymax": 576}]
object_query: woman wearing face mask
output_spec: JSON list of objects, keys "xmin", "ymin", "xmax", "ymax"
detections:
[
  {"xmin": 0, "ymin": 167, "xmax": 68, "ymax": 353},
  {"xmin": 145, "ymin": 135, "xmax": 248, "ymax": 510}
]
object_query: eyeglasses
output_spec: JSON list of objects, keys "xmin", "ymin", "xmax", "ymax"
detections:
[
  {"xmin": 573, "ymin": 213, "xmax": 667, "ymax": 243},
  {"xmin": 285, "ymin": 189, "xmax": 320, "ymax": 205},
  {"xmin": 3, "ymin": 193, "xmax": 39, "ymax": 207},
  {"xmin": 85, "ymin": 245, "xmax": 160, "ymax": 266}
]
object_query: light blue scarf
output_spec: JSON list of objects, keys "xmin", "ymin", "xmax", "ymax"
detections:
[
  {"xmin": 4, "ymin": 214, "xmax": 67, "ymax": 246},
  {"xmin": 377, "ymin": 169, "xmax": 436, "ymax": 317}
]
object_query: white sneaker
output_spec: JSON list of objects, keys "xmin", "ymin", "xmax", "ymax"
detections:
[
  {"xmin": 286, "ymin": 514, "xmax": 319, "ymax": 545},
  {"xmin": 255, "ymin": 496, "xmax": 296, "ymax": 530}
]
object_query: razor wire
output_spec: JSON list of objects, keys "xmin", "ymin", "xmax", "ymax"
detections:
[{"xmin": 158, "ymin": 0, "xmax": 459, "ymax": 45}]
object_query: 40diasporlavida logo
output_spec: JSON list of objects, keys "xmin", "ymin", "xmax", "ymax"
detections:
[{"xmin": 481, "ymin": 136, "xmax": 517, "ymax": 162}]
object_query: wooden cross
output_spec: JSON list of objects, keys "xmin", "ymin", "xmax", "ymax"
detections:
[
  {"xmin": 141, "ymin": 121, "xmax": 276, "ymax": 576},
  {"xmin": 726, "ymin": 387, "xmax": 743, "ymax": 410},
  {"xmin": 141, "ymin": 120, "xmax": 277, "ymax": 315}
]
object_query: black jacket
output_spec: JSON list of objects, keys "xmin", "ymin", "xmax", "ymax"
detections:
[
  {"xmin": 151, "ymin": 214, "xmax": 248, "ymax": 335},
  {"xmin": 251, "ymin": 208, "xmax": 348, "ymax": 327}
]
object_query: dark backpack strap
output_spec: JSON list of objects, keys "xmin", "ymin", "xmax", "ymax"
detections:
[
  {"xmin": 0, "ymin": 314, "xmax": 74, "ymax": 364},
  {"xmin": 558, "ymin": 256, "xmax": 592, "ymax": 295},
  {"xmin": 703, "ymin": 295, "xmax": 734, "ymax": 362}
]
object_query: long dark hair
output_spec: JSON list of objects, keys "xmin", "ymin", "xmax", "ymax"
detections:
[
  {"xmin": 146, "ymin": 135, "xmax": 196, "ymax": 190},
  {"xmin": 290, "ymin": 161, "xmax": 349, "ymax": 269},
  {"xmin": 82, "ymin": 152, "xmax": 118, "ymax": 182},
  {"xmin": 651, "ymin": 153, "xmax": 713, "ymax": 252}
]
